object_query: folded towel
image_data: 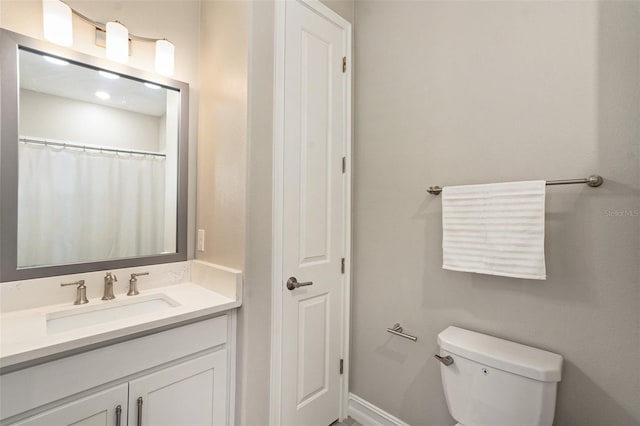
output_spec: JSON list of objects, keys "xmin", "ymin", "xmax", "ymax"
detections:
[{"xmin": 442, "ymin": 180, "xmax": 546, "ymax": 280}]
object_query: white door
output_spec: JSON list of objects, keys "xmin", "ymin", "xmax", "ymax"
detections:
[
  {"xmin": 11, "ymin": 384, "xmax": 127, "ymax": 426},
  {"xmin": 128, "ymin": 351, "xmax": 228, "ymax": 426},
  {"xmin": 280, "ymin": 1, "xmax": 351, "ymax": 425}
]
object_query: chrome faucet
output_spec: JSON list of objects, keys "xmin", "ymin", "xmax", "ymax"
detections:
[{"xmin": 102, "ymin": 272, "xmax": 117, "ymax": 300}]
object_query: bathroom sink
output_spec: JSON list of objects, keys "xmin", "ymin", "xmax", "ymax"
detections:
[{"xmin": 46, "ymin": 294, "xmax": 179, "ymax": 334}]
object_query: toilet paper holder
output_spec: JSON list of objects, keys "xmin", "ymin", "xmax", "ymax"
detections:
[{"xmin": 386, "ymin": 323, "xmax": 418, "ymax": 342}]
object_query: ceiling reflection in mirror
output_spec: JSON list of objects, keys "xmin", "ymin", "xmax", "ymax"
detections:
[{"xmin": 17, "ymin": 48, "xmax": 180, "ymax": 268}]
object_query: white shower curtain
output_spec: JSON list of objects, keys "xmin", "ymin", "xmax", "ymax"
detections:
[{"xmin": 18, "ymin": 143, "xmax": 167, "ymax": 267}]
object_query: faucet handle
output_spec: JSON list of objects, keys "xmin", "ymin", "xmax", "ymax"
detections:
[
  {"xmin": 60, "ymin": 280, "xmax": 88, "ymax": 305},
  {"xmin": 61, "ymin": 279, "xmax": 86, "ymax": 288},
  {"xmin": 61, "ymin": 279, "xmax": 85, "ymax": 287},
  {"xmin": 128, "ymin": 272, "xmax": 148, "ymax": 296},
  {"xmin": 130, "ymin": 272, "xmax": 149, "ymax": 279}
]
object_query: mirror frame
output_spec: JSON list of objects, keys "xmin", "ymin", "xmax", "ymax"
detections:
[{"xmin": 0, "ymin": 29, "xmax": 189, "ymax": 282}]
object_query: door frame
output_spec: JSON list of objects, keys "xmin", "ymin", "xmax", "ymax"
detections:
[{"xmin": 270, "ymin": 0, "xmax": 352, "ymax": 424}]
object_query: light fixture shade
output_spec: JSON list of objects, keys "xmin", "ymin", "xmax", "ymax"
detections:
[
  {"xmin": 42, "ymin": 0, "xmax": 72, "ymax": 47},
  {"xmin": 155, "ymin": 39, "xmax": 175, "ymax": 77},
  {"xmin": 106, "ymin": 21, "xmax": 128, "ymax": 63}
]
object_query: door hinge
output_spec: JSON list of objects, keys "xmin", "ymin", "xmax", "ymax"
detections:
[
  {"xmin": 342, "ymin": 157, "xmax": 346, "ymax": 173},
  {"xmin": 341, "ymin": 258, "xmax": 345, "ymax": 274},
  {"xmin": 340, "ymin": 359, "xmax": 344, "ymax": 375},
  {"xmin": 342, "ymin": 56, "xmax": 347, "ymax": 73}
]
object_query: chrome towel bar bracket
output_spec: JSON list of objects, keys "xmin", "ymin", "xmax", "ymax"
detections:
[
  {"xmin": 386, "ymin": 323, "xmax": 418, "ymax": 342},
  {"xmin": 427, "ymin": 175, "xmax": 603, "ymax": 195}
]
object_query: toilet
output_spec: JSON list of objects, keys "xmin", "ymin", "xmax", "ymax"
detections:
[{"xmin": 436, "ymin": 326, "xmax": 563, "ymax": 426}]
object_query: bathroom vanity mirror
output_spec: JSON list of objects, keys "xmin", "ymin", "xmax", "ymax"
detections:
[{"xmin": 0, "ymin": 29, "xmax": 189, "ymax": 282}]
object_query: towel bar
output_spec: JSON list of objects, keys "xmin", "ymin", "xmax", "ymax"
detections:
[
  {"xmin": 387, "ymin": 323, "xmax": 418, "ymax": 342},
  {"xmin": 427, "ymin": 175, "xmax": 603, "ymax": 195}
]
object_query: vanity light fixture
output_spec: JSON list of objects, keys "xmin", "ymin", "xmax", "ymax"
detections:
[
  {"xmin": 43, "ymin": 55, "xmax": 69, "ymax": 66},
  {"xmin": 95, "ymin": 91, "xmax": 111, "ymax": 100},
  {"xmin": 41, "ymin": 1, "xmax": 175, "ymax": 76},
  {"xmin": 42, "ymin": 0, "xmax": 72, "ymax": 47},
  {"xmin": 105, "ymin": 21, "xmax": 129, "ymax": 64},
  {"xmin": 155, "ymin": 39, "xmax": 175, "ymax": 77},
  {"xmin": 98, "ymin": 70, "xmax": 120, "ymax": 80}
]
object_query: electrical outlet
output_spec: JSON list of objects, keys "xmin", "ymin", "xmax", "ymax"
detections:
[{"xmin": 197, "ymin": 229, "xmax": 205, "ymax": 252}]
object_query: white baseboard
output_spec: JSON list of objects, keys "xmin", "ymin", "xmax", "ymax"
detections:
[{"xmin": 348, "ymin": 393, "xmax": 410, "ymax": 426}]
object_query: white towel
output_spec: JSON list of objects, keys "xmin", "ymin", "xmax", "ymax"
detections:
[{"xmin": 442, "ymin": 180, "xmax": 546, "ymax": 280}]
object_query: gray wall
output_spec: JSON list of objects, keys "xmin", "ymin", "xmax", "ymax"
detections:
[{"xmin": 352, "ymin": 1, "xmax": 640, "ymax": 425}]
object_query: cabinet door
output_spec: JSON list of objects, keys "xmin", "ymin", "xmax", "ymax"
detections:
[
  {"xmin": 128, "ymin": 350, "xmax": 228, "ymax": 426},
  {"xmin": 10, "ymin": 384, "xmax": 127, "ymax": 426}
]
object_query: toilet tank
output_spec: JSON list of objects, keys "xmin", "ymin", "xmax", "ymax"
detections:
[{"xmin": 437, "ymin": 327, "xmax": 562, "ymax": 426}]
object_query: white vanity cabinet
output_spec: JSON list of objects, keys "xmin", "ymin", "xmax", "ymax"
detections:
[{"xmin": 1, "ymin": 314, "xmax": 235, "ymax": 426}]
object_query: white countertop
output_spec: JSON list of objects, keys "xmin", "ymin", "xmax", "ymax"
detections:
[{"xmin": 0, "ymin": 282, "xmax": 240, "ymax": 369}]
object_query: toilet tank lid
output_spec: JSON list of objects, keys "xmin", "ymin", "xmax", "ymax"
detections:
[{"xmin": 437, "ymin": 326, "xmax": 563, "ymax": 382}]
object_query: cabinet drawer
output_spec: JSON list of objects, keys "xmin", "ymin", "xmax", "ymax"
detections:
[{"xmin": 1, "ymin": 315, "xmax": 227, "ymax": 421}]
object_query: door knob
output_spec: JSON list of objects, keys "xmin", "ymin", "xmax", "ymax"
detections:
[{"xmin": 286, "ymin": 277, "xmax": 313, "ymax": 291}]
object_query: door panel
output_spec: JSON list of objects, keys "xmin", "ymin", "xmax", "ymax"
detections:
[
  {"xmin": 299, "ymin": 29, "xmax": 331, "ymax": 265},
  {"xmin": 128, "ymin": 351, "xmax": 227, "ymax": 426},
  {"xmin": 281, "ymin": 1, "xmax": 348, "ymax": 424},
  {"xmin": 297, "ymin": 293, "xmax": 330, "ymax": 406}
]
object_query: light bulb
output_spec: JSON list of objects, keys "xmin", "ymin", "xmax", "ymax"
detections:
[
  {"xmin": 42, "ymin": 0, "xmax": 72, "ymax": 47},
  {"xmin": 106, "ymin": 21, "xmax": 128, "ymax": 64},
  {"xmin": 155, "ymin": 39, "xmax": 174, "ymax": 77}
]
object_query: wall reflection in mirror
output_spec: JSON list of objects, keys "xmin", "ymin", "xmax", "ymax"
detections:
[{"xmin": 17, "ymin": 48, "xmax": 179, "ymax": 268}]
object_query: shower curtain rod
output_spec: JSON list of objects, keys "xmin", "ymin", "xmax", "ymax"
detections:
[
  {"xmin": 19, "ymin": 136, "xmax": 166, "ymax": 158},
  {"xmin": 426, "ymin": 175, "xmax": 603, "ymax": 195}
]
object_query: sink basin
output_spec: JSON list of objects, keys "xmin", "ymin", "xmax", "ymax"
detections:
[{"xmin": 47, "ymin": 294, "xmax": 179, "ymax": 334}]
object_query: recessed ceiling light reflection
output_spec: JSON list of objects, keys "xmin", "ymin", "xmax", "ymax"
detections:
[
  {"xmin": 43, "ymin": 56, "xmax": 69, "ymax": 66},
  {"xmin": 95, "ymin": 91, "xmax": 111, "ymax": 100},
  {"xmin": 144, "ymin": 82, "xmax": 161, "ymax": 90},
  {"xmin": 98, "ymin": 70, "xmax": 120, "ymax": 80}
]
